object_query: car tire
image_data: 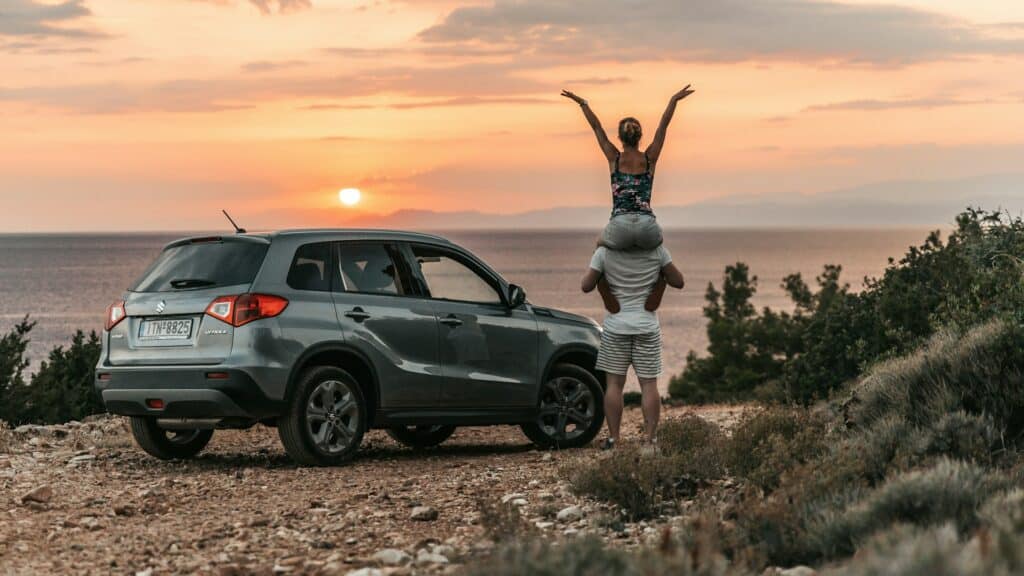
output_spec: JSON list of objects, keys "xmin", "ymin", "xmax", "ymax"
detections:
[
  {"xmin": 129, "ymin": 416, "xmax": 213, "ymax": 460},
  {"xmin": 386, "ymin": 425, "xmax": 457, "ymax": 449},
  {"xmin": 278, "ymin": 365, "xmax": 367, "ymax": 466},
  {"xmin": 521, "ymin": 363, "xmax": 604, "ymax": 449}
]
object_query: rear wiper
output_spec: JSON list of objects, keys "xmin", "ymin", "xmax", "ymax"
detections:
[{"xmin": 170, "ymin": 278, "xmax": 216, "ymax": 289}]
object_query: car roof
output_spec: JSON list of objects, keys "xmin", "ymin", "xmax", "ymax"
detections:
[{"xmin": 221, "ymin": 229, "xmax": 454, "ymax": 245}]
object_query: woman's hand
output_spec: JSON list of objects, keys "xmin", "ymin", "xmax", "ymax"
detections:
[
  {"xmin": 671, "ymin": 84, "xmax": 695, "ymax": 102},
  {"xmin": 561, "ymin": 90, "xmax": 587, "ymax": 106}
]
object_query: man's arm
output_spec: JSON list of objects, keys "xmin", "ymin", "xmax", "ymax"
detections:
[
  {"xmin": 644, "ymin": 263, "xmax": 685, "ymax": 311},
  {"xmin": 581, "ymin": 268, "xmax": 601, "ymax": 293},
  {"xmin": 581, "ymin": 268, "xmax": 621, "ymax": 314}
]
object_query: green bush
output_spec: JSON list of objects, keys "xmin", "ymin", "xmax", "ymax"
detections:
[
  {"xmin": 845, "ymin": 320, "xmax": 1024, "ymax": 436},
  {"xmin": 810, "ymin": 459, "xmax": 997, "ymax": 561},
  {"xmin": 658, "ymin": 415, "xmax": 727, "ymax": 482},
  {"xmin": 724, "ymin": 406, "xmax": 829, "ymax": 493},
  {"xmin": 565, "ymin": 447, "xmax": 682, "ymax": 520},
  {"xmin": 462, "ymin": 532, "xmax": 737, "ymax": 576},
  {"xmin": 672, "ymin": 209, "xmax": 1024, "ymax": 404},
  {"xmin": 0, "ymin": 319, "xmax": 103, "ymax": 425}
]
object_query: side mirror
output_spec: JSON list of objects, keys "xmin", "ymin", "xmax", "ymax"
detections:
[{"xmin": 507, "ymin": 284, "xmax": 527, "ymax": 308}]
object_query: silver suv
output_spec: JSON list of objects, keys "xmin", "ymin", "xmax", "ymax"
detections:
[{"xmin": 95, "ymin": 230, "xmax": 604, "ymax": 465}]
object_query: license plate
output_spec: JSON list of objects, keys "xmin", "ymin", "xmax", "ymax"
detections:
[{"xmin": 139, "ymin": 318, "xmax": 193, "ymax": 340}]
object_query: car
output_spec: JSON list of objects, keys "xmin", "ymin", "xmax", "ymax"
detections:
[{"xmin": 95, "ymin": 230, "xmax": 605, "ymax": 465}]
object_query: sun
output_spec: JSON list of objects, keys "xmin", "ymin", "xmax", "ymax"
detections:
[{"xmin": 338, "ymin": 188, "xmax": 361, "ymax": 206}]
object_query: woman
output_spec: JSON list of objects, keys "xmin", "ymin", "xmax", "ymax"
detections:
[{"xmin": 561, "ymin": 85, "xmax": 694, "ymax": 251}]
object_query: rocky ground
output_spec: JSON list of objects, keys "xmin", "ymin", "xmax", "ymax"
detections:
[{"xmin": 0, "ymin": 405, "xmax": 745, "ymax": 576}]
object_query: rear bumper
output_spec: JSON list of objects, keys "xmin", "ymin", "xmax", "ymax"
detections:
[{"xmin": 95, "ymin": 366, "xmax": 283, "ymax": 418}]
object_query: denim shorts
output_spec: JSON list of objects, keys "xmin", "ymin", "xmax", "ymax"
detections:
[{"xmin": 600, "ymin": 213, "xmax": 663, "ymax": 251}]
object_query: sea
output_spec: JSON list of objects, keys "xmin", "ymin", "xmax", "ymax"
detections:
[{"xmin": 0, "ymin": 229, "xmax": 931, "ymax": 391}]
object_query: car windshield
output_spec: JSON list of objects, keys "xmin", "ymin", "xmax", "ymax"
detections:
[{"xmin": 131, "ymin": 239, "xmax": 268, "ymax": 293}]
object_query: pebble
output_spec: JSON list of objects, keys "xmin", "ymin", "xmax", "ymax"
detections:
[
  {"xmin": 345, "ymin": 569, "xmax": 383, "ymax": 576},
  {"xmin": 21, "ymin": 485, "xmax": 54, "ymax": 505},
  {"xmin": 500, "ymin": 493, "xmax": 526, "ymax": 504},
  {"xmin": 415, "ymin": 550, "xmax": 449, "ymax": 566},
  {"xmin": 779, "ymin": 567, "xmax": 818, "ymax": 576},
  {"xmin": 410, "ymin": 506, "xmax": 438, "ymax": 521},
  {"xmin": 556, "ymin": 505, "xmax": 583, "ymax": 523},
  {"xmin": 372, "ymin": 549, "xmax": 412, "ymax": 566}
]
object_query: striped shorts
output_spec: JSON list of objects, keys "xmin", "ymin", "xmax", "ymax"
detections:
[{"xmin": 595, "ymin": 330, "xmax": 663, "ymax": 379}]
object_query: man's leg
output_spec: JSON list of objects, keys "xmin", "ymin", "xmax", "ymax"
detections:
[
  {"xmin": 638, "ymin": 377, "xmax": 660, "ymax": 442},
  {"xmin": 633, "ymin": 331, "xmax": 664, "ymax": 443},
  {"xmin": 604, "ymin": 372, "xmax": 627, "ymax": 442}
]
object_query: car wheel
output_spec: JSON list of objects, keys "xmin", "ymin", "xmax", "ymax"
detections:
[
  {"xmin": 521, "ymin": 363, "xmax": 604, "ymax": 449},
  {"xmin": 278, "ymin": 366, "xmax": 367, "ymax": 466},
  {"xmin": 387, "ymin": 425, "xmax": 457, "ymax": 449},
  {"xmin": 129, "ymin": 416, "xmax": 213, "ymax": 460}
]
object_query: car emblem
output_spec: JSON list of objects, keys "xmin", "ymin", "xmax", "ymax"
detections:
[{"xmin": 155, "ymin": 301, "xmax": 166, "ymax": 314}]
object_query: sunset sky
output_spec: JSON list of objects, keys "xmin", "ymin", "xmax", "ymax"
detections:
[{"xmin": 2, "ymin": 0, "xmax": 1024, "ymax": 231}]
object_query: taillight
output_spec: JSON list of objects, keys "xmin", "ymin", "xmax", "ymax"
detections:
[
  {"xmin": 106, "ymin": 300, "xmax": 126, "ymax": 331},
  {"xmin": 205, "ymin": 294, "xmax": 288, "ymax": 327}
]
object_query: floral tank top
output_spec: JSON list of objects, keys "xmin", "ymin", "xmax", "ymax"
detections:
[{"xmin": 610, "ymin": 153, "xmax": 654, "ymax": 217}]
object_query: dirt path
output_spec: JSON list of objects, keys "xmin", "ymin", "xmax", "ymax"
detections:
[{"xmin": 0, "ymin": 405, "xmax": 745, "ymax": 575}]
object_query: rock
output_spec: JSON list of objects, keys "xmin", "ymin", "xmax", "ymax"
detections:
[
  {"xmin": 21, "ymin": 485, "xmax": 53, "ymax": 505},
  {"xmin": 345, "ymin": 569, "xmax": 383, "ymax": 576},
  {"xmin": 780, "ymin": 568, "xmax": 817, "ymax": 576},
  {"xmin": 541, "ymin": 453, "xmax": 553, "ymax": 462},
  {"xmin": 500, "ymin": 493, "xmax": 526, "ymax": 504},
  {"xmin": 535, "ymin": 521, "xmax": 554, "ymax": 530},
  {"xmin": 537, "ymin": 491, "xmax": 555, "ymax": 501},
  {"xmin": 510, "ymin": 498, "xmax": 528, "ymax": 507},
  {"xmin": 415, "ymin": 550, "xmax": 449, "ymax": 566},
  {"xmin": 372, "ymin": 549, "xmax": 412, "ymax": 566},
  {"xmin": 556, "ymin": 505, "xmax": 583, "ymax": 523},
  {"xmin": 563, "ymin": 528, "xmax": 579, "ymax": 537},
  {"xmin": 67, "ymin": 454, "xmax": 96, "ymax": 467},
  {"xmin": 431, "ymin": 544, "xmax": 455, "ymax": 558},
  {"xmin": 410, "ymin": 506, "xmax": 438, "ymax": 521}
]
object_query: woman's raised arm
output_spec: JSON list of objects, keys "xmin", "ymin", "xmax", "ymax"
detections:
[
  {"xmin": 645, "ymin": 85, "xmax": 695, "ymax": 164},
  {"xmin": 561, "ymin": 90, "xmax": 619, "ymax": 164}
]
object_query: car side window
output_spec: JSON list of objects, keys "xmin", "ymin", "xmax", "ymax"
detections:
[
  {"xmin": 337, "ymin": 243, "xmax": 405, "ymax": 295},
  {"xmin": 287, "ymin": 242, "xmax": 333, "ymax": 291},
  {"xmin": 409, "ymin": 245, "xmax": 502, "ymax": 305}
]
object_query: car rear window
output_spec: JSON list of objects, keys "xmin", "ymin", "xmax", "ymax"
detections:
[{"xmin": 132, "ymin": 239, "xmax": 269, "ymax": 293}]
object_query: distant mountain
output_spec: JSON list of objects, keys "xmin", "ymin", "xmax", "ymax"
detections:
[{"xmin": 333, "ymin": 173, "xmax": 1023, "ymax": 230}]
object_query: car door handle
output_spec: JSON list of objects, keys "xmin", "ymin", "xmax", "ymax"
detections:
[
  {"xmin": 439, "ymin": 315, "xmax": 463, "ymax": 327},
  {"xmin": 344, "ymin": 307, "xmax": 371, "ymax": 322}
]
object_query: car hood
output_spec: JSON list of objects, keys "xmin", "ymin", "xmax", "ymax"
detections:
[{"xmin": 532, "ymin": 306, "xmax": 600, "ymax": 329}]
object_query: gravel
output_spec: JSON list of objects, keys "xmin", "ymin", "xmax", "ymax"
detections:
[{"xmin": 0, "ymin": 405, "xmax": 746, "ymax": 574}]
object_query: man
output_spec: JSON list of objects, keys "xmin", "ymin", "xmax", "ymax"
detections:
[{"xmin": 581, "ymin": 244, "xmax": 684, "ymax": 450}]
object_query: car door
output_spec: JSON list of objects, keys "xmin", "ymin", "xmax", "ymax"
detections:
[
  {"xmin": 332, "ymin": 241, "xmax": 442, "ymax": 408},
  {"xmin": 401, "ymin": 242, "xmax": 539, "ymax": 408}
]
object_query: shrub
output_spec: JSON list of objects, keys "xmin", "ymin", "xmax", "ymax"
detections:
[
  {"xmin": 477, "ymin": 497, "xmax": 535, "ymax": 541},
  {"xmin": 672, "ymin": 209, "xmax": 1024, "ymax": 404},
  {"xmin": 462, "ymin": 533, "xmax": 738, "ymax": 576},
  {"xmin": 21, "ymin": 330, "xmax": 104, "ymax": 425},
  {"xmin": 0, "ymin": 319, "xmax": 104, "ymax": 425},
  {"xmin": 623, "ymin": 391, "xmax": 643, "ymax": 406},
  {"xmin": 0, "ymin": 317, "xmax": 34, "ymax": 425},
  {"xmin": 565, "ymin": 447, "xmax": 682, "ymax": 520},
  {"xmin": 845, "ymin": 320, "xmax": 1024, "ymax": 436},
  {"xmin": 810, "ymin": 459, "xmax": 997, "ymax": 561},
  {"xmin": 658, "ymin": 415, "xmax": 727, "ymax": 482},
  {"xmin": 724, "ymin": 406, "xmax": 829, "ymax": 493}
]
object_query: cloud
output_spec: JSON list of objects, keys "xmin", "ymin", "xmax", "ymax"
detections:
[
  {"xmin": 0, "ymin": 0, "xmax": 102, "ymax": 39},
  {"xmin": 190, "ymin": 0, "xmax": 312, "ymax": 15},
  {"xmin": 0, "ymin": 62, "xmax": 553, "ymax": 113},
  {"xmin": 803, "ymin": 97, "xmax": 991, "ymax": 112},
  {"xmin": 241, "ymin": 59, "xmax": 307, "ymax": 72},
  {"xmin": 248, "ymin": 0, "xmax": 312, "ymax": 15},
  {"xmin": 418, "ymin": 0, "xmax": 1024, "ymax": 65}
]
